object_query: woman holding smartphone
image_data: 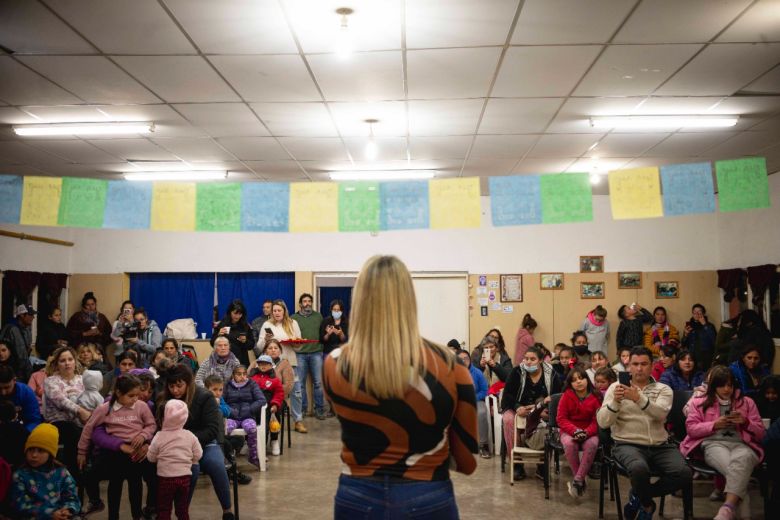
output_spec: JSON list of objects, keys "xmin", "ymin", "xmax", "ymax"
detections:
[
  {"xmin": 320, "ymin": 299, "xmax": 348, "ymax": 358},
  {"xmin": 211, "ymin": 299, "xmax": 253, "ymax": 366}
]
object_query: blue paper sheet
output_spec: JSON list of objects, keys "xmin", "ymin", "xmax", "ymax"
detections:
[
  {"xmin": 660, "ymin": 162, "xmax": 715, "ymax": 216},
  {"xmin": 241, "ymin": 182, "xmax": 289, "ymax": 232},
  {"xmin": 489, "ymin": 175, "xmax": 542, "ymax": 226},
  {"xmin": 379, "ymin": 181, "xmax": 429, "ymax": 230},
  {"xmin": 103, "ymin": 181, "xmax": 152, "ymax": 229},
  {"xmin": 0, "ymin": 175, "xmax": 23, "ymax": 223}
]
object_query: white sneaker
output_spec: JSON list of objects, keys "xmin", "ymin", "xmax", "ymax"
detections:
[{"xmin": 271, "ymin": 440, "xmax": 280, "ymax": 456}]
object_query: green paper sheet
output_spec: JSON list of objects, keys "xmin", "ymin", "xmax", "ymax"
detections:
[
  {"xmin": 196, "ymin": 183, "xmax": 241, "ymax": 231},
  {"xmin": 540, "ymin": 173, "xmax": 593, "ymax": 223},
  {"xmin": 716, "ymin": 157, "xmax": 770, "ymax": 212},
  {"xmin": 339, "ymin": 181, "xmax": 380, "ymax": 232},
  {"xmin": 57, "ymin": 177, "xmax": 107, "ymax": 228}
]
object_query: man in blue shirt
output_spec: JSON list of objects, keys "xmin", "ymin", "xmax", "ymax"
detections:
[{"xmin": 0, "ymin": 364, "xmax": 42, "ymax": 432}]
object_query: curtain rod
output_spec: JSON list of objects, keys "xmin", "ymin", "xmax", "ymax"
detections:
[{"xmin": 0, "ymin": 229, "xmax": 74, "ymax": 247}]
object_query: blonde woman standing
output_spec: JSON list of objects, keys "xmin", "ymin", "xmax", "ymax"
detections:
[{"xmin": 324, "ymin": 255, "xmax": 478, "ymax": 519}]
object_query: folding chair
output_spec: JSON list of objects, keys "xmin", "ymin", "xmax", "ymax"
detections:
[
  {"xmin": 485, "ymin": 393, "xmax": 503, "ymax": 456},
  {"xmin": 229, "ymin": 404, "xmax": 268, "ymax": 472},
  {"xmin": 509, "ymin": 414, "xmax": 548, "ymax": 494}
]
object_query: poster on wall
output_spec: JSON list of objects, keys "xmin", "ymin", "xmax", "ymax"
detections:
[
  {"xmin": 480, "ymin": 306, "xmax": 488, "ymax": 317},
  {"xmin": 500, "ymin": 274, "xmax": 523, "ymax": 302}
]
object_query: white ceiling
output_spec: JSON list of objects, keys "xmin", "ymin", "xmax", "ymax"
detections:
[{"xmin": 0, "ymin": 0, "xmax": 779, "ymax": 194}]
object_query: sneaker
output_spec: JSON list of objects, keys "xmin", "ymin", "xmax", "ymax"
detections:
[
  {"xmin": 231, "ymin": 471, "xmax": 252, "ymax": 485},
  {"xmin": 709, "ymin": 489, "xmax": 726, "ymax": 501},
  {"xmin": 567, "ymin": 480, "xmax": 579, "ymax": 499},
  {"xmin": 479, "ymin": 445, "xmax": 491, "ymax": 459},
  {"xmin": 636, "ymin": 500, "xmax": 656, "ymax": 520},
  {"xmin": 513, "ymin": 464, "xmax": 526, "ymax": 481},
  {"xmin": 222, "ymin": 513, "xmax": 235, "ymax": 520},
  {"xmin": 588, "ymin": 461, "xmax": 602, "ymax": 480},
  {"xmin": 315, "ymin": 411, "xmax": 326, "ymax": 421},
  {"xmin": 271, "ymin": 439, "xmax": 280, "ymax": 456},
  {"xmin": 82, "ymin": 501, "xmax": 105, "ymax": 517},
  {"xmin": 713, "ymin": 504, "xmax": 736, "ymax": 520},
  {"xmin": 623, "ymin": 490, "xmax": 641, "ymax": 520},
  {"xmin": 575, "ymin": 480, "xmax": 586, "ymax": 497},
  {"xmin": 294, "ymin": 421, "xmax": 308, "ymax": 433}
]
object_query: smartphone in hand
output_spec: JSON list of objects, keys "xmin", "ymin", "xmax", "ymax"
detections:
[{"xmin": 618, "ymin": 371, "xmax": 631, "ymax": 387}]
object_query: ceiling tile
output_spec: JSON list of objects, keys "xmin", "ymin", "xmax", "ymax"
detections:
[
  {"xmin": 407, "ymin": 99, "xmax": 483, "ymax": 136},
  {"xmin": 703, "ymin": 131, "xmax": 780, "ymax": 157},
  {"xmin": 408, "ymin": 136, "xmax": 472, "ymax": 159},
  {"xmin": 308, "ymin": 52, "xmax": 404, "ymax": 102},
  {"xmin": 27, "ymin": 140, "xmax": 122, "ymax": 164},
  {"xmin": 96, "ymin": 105, "xmax": 207, "ymax": 138},
  {"xmin": 479, "ymin": 98, "xmax": 564, "ymax": 134},
  {"xmin": 407, "ymin": 48, "xmax": 500, "ymax": 100},
  {"xmin": 574, "ymin": 44, "xmax": 702, "ymax": 96},
  {"xmin": 250, "ymin": 103, "xmax": 338, "ymax": 137},
  {"xmin": 0, "ymin": 0, "xmax": 95, "ymax": 53},
  {"xmin": 35, "ymin": 162, "xmax": 130, "ymax": 178},
  {"xmin": 20, "ymin": 105, "xmax": 109, "ymax": 122},
  {"xmin": 634, "ymin": 97, "xmax": 722, "ymax": 114},
  {"xmin": 113, "ymin": 56, "xmax": 239, "ymax": 103},
  {"xmin": 461, "ymin": 157, "xmax": 517, "ymax": 177},
  {"xmin": 741, "ymin": 65, "xmax": 780, "ymax": 94},
  {"xmin": 620, "ymin": 156, "xmax": 699, "ymax": 169},
  {"xmin": 0, "ymin": 57, "xmax": 81, "ymax": 105},
  {"xmin": 513, "ymin": 157, "xmax": 577, "ymax": 174},
  {"xmin": 287, "ymin": 0, "xmax": 401, "ymax": 53},
  {"xmin": 470, "ymin": 135, "xmax": 538, "ymax": 158},
  {"xmin": 342, "ymin": 137, "xmax": 408, "ymax": 161},
  {"xmin": 0, "ymin": 107, "xmax": 46, "ymax": 126},
  {"xmin": 614, "ymin": 0, "xmax": 751, "ymax": 44},
  {"xmin": 244, "ymin": 161, "xmax": 307, "ymax": 181},
  {"xmin": 547, "ymin": 97, "xmax": 646, "ymax": 133},
  {"xmin": 164, "ymin": 0, "xmax": 297, "ymax": 53},
  {"xmin": 0, "ymin": 140, "xmax": 70, "ymax": 168},
  {"xmin": 215, "ymin": 137, "xmax": 290, "ymax": 161},
  {"xmin": 210, "ymin": 55, "xmax": 320, "ymax": 102},
  {"xmin": 493, "ymin": 46, "xmax": 602, "ymax": 97},
  {"xmin": 152, "ymin": 138, "xmax": 237, "ymax": 162},
  {"xmin": 18, "ymin": 56, "xmax": 159, "ymax": 104},
  {"xmin": 657, "ymin": 43, "xmax": 780, "ymax": 96},
  {"xmin": 644, "ymin": 132, "xmax": 737, "ymax": 156},
  {"xmin": 717, "ymin": 0, "xmax": 780, "ymax": 42},
  {"xmin": 277, "ymin": 137, "xmax": 350, "ymax": 161},
  {"xmin": 329, "ymin": 101, "xmax": 407, "ymax": 137},
  {"xmin": 87, "ymin": 139, "xmax": 180, "ymax": 161},
  {"xmin": 172, "ymin": 103, "xmax": 270, "ymax": 137},
  {"xmin": 749, "ymin": 116, "xmax": 780, "ymax": 132},
  {"xmin": 527, "ymin": 134, "xmax": 604, "ymax": 158},
  {"xmin": 595, "ymin": 133, "xmax": 670, "ymax": 157},
  {"xmin": 47, "ymin": 0, "xmax": 195, "ymax": 54},
  {"xmin": 566, "ymin": 157, "xmax": 630, "ymax": 173},
  {"xmin": 512, "ymin": 0, "xmax": 635, "ymax": 44},
  {"xmin": 406, "ymin": 0, "xmax": 518, "ymax": 48}
]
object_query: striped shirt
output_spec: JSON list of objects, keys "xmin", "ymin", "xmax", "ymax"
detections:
[{"xmin": 323, "ymin": 342, "xmax": 478, "ymax": 481}]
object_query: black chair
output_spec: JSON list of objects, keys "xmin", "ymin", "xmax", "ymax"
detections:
[{"xmin": 544, "ymin": 393, "xmax": 564, "ymax": 499}]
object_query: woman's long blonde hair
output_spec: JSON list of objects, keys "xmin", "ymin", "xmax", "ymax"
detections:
[
  {"xmin": 338, "ymin": 255, "xmax": 444, "ymax": 399},
  {"xmin": 272, "ymin": 300, "xmax": 296, "ymax": 338}
]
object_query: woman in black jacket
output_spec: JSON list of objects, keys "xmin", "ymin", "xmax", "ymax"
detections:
[
  {"xmin": 319, "ymin": 299, "xmax": 349, "ymax": 357},
  {"xmin": 36, "ymin": 307, "xmax": 69, "ymax": 360},
  {"xmin": 211, "ymin": 299, "xmax": 253, "ymax": 366}
]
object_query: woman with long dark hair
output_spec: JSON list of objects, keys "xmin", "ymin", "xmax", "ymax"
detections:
[
  {"xmin": 211, "ymin": 299, "xmax": 253, "ymax": 366},
  {"xmin": 319, "ymin": 299, "xmax": 349, "ymax": 358},
  {"xmin": 682, "ymin": 303, "xmax": 717, "ymax": 371},
  {"xmin": 729, "ymin": 344, "xmax": 770, "ymax": 398}
]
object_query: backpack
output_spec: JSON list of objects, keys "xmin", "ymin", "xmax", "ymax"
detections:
[{"xmin": 163, "ymin": 318, "xmax": 198, "ymax": 340}]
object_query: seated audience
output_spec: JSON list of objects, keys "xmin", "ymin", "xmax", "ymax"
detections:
[
  {"xmin": 659, "ymin": 349, "xmax": 705, "ymax": 391},
  {"xmin": 570, "ymin": 331, "xmax": 592, "ymax": 369},
  {"xmin": 764, "ymin": 417, "xmax": 780, "ymax": 511},
  {"xmin": 644, "ymin": 306, "xmax": 680, "ymax": 357},
  {"xmin": 514, "ymin": 314, "xmax": 537, "ymax": 365},
  {"xmin": 580, "ymin": 305, "xmax": 609, "ymax": 354},
  {"xmin": 76, "ymin": 370, "xmax": 104, "ymax": 424},
  {"xmin": 586, "ymin": 351, "xmax": 610, "ymax": 384},
  {"xmin": 196, "ymin": 336, "xmax": 241, "ymax": 388},
  {"xmin": 457, "ymin": 349, "xmax": 490, "ymax": 458},
  {"xmin": 474, "ymin": 335, "xmax": 512, "ymax": 384},
  {"xmin": 0, "ymin": 365, "xmax": 41, "ymax": 432},
  {"xmin": 77, "ymin": 342, "xmax": 112, "ymax": 374},
  {"xmin": 554, "ymin": 346, "xmax": 575, "ymax": 380},
  {"xmin": 103, "ymin": 350, "xmax": 139, "ymax": 396},
  {"xmin": 594, "ymin": 366, "xmax": 617, "ymax": 397},
  {"xmin": 250, "ymin": 356, "xmax": 284, "ymax": 456},
  {"xmin": 652, "ymin": 343, "xmax": 677, "ymax": 381},
  {"xmin": 729, "ymin": 344, "xmax": 769, "ymax": 399},
  {"xmin": 123, "ymin": 308, "xmax": 162, "ymax": 368},
  {"xmin": 66, "ymin": 292, "xmax": 112, "ymax": 349},
  {"xmin": 223, "ymin": 365, "xmax": 266, "ymax": 467},
  {"xmin": 681, "ymin": 303, "xmax": 717, "ymax": 371},
  {"xmin": 26, "ymin": 366, "xmax": 46, "ymax": 408},
  {"xmin": 261, "ymin": 339, "xmax": 295, "ymax": 401},
  {"xmin": 0, "ymin": 400, "xmax": 29, "ymax": 468},
  {"xmin": 613, "ymin": 346, "xmax": 632, "ymax": 372},
  {"xmin": 35, "ymin": 306, "xmax": 69, "ymax": 361},
  {"xmin": 1, "ymin": 305, "xmax": 36, "ymax": 382},
  {"xmin": 735, "ymin": 309, "xmax": 774, "ymax": 368},
  {"xmin": 616, "ymin": 303, "xmax": 652, "ymax": 352},
  {"xmin": 161, "ymin": 338, "xmax": 198, "ymax": 372},
  {"xmin": 756, "ymin": 375, "xmax": 780, "ymax": 423}
]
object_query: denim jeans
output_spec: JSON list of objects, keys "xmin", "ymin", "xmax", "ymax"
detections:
[
  {"xmin": 334, "ymin": 475, "xmax": 459, "ymax": 519},
  {"xmin": 297, "ymin": 352, "xmax": 325, "ymax": 414},
  {"xmin": 291, "ymin": 377, "xmax": 303, "ymax": 422},
  {"xmin": 188, "ymin": 442, "xmax": 231, "ymax": 511}
]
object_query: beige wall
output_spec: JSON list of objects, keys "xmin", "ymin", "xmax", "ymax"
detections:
[
  {"xmin": 468, "ymin": 271, "xmax": 720, "ymax": 363},
  {"xmin": 67, "ymin": 273, "xmax": 128, "ymax": 320}
]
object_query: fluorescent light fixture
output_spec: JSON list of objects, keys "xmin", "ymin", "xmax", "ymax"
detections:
[
  {"xmin": 124, "ymin": 171, "xmax": 226, "ymax": 182},
  {"xmin": 590, "ymin": 116, "xmax": 738, "ymax": 129},
  {"xmin": 329, "ymin": 170, "xmax": 436, "ymax": 181},
  {"xmin": 13, "ymin": 122, "xmax": 153, "ymax": 136},
  {"xmin": 364, "ymin": 139, "xmax": 378, "ymax": 160},
  {"xmin": 589, "ymin": 172, "xmax": 602, "ymax": 185},
  {"xmin": 334, "ymin": 7, "xmax": 354, "ymax": 59}
]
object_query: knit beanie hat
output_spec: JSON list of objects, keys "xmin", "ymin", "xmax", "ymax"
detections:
[{"xmin": 25, "ymin": 423, "xmax": 59, "ymax": 458}]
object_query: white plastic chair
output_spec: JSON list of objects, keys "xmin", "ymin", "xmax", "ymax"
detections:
[
  {"xmin": 485, "ymin": 390, "xmax": 504, "ymax": 455},
  {"xmin": 509, "ymin": 414, "xmax": 545, "ymax": 486},
  {"xmin": 229, "ymin": 404, "xmax": 268, "ymax": 472}
]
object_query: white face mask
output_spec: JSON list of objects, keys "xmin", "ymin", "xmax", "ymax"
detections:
[{"xmin": 332, "ymin": 311, "xmax": 342, "ymax": 320}]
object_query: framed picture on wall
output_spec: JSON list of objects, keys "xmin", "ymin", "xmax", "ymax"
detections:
[
  {"xmin": 500, "ymin": 274, "xmax": 523, "ymax": 302},
  {"xmin": 580, "ymin": 255, "xmax": 604, "ymax": 273},
  {"xmin": 618, "ymin": 272, "xmax": 642, "ymax": 289},
  {"xmin": 540, "ymin": 273, "xmax": 564, "ymax": 290},
  {"xmin": 580, "ymin": 281, "xmax": 605, "ymax": 299},
  {"xmin": 655, "ymin": 281, "xmax": 679, "ymax": 299}
]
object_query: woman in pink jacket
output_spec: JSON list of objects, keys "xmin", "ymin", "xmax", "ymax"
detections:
[
  {"xmin": 513, "ymin": 314, "xmax": 537, "ymax": 366},
  {"xmin": 680, "ymin": 365, "xmax": 765, "ymax": 520}
]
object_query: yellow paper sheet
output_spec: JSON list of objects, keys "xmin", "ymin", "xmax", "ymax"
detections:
[
  {"xmin": 20, "ymin": 176, "xmax": 62, "ymax": 226},
  {"xmin": 289, "ymin": 182, "xmax": 338, "ymax": 233},
  {"xmin": 608, "ymin": 167, "xmax": 663, "ymax": 220},
  {"xmin": 429, "ymin": 177, "xmax": 481, "ymax": 229},
  {"xmin": 151, "ymin": 182, "xmax": 196, "ymax": 231}
]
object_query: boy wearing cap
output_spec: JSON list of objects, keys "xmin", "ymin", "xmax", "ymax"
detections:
[
  {"xmin": 0, "ymin": 304, "xmax": 37, "ymax": 381},
  {"xmin": 250, "ymin": 355, "xmax": 285, "ymax": 456}
]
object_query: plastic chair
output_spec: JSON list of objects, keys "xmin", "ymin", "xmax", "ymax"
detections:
[
  {"xmin": 229, "ymin": 404, "xmax": 268, "ymax": 472},
  {"xmin": 485, "ymin": 393, "xmax": 503, "ymax": 456},
  {"xmin": 510, "ymin": 414, "xmax": 548, "ymax": 493}
]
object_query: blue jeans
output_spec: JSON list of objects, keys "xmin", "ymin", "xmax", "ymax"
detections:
[
  {"xmin": 291, "ymin": 377, "xmax": 303, "ymax": 422},
  {"xmin": 334, "ymin": 475, "xmax": 459, "ymax": 519},
  {"xmin": 297, "ymin": 352, "xmax": 325, "ymax": 414},
  {"xmin": 189, "ymin": 442, "xmax": 231, "ymax": 511}
]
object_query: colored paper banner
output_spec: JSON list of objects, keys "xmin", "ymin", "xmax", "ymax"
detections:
[
  {"xmin": 660, "ymin": 162, "xmax": 715, "ymax": 216},
  {"xmin": 103, "ymin": 181, "xmax": 152, "ymax": 229},
  {"xmin": 151, "ymin": 182, "xmax": 196, "ymax": 231},
  {"xmin": 539, "ymin": 173, "xmax": 592, "ymax": 224},
  {"xmin": 241, "ymin": 182, "xmax": 289, "ymax": 232},
  {"xmin": 20, "ymin": 176, "xmax": 62, "ymax": 226},
  {"xmin": 289, "ymin": 182, "xmax": 338, "ymax": 232},
  {"xmin": 429, "ymin": 177, "xmax": 481, "ymax": 229},
  {"xmin": 489, "ymin": 175, "xmax": 542, "ymax": 226},
  {"xmin": 0, "ymin": 175, "xmax": 23, "ymax": 223},
  {"xmin": 196, "ymin": 183, "xmax": 241, "ymax": 231},
  {"xmin": 57, "ymin": 177, "xmax": 107, "ymax": 228},
  {"xmin": 339, "ymin": 181, "xmax": 380, "ymax": 232},
  {"xmin": 715, "ymin": 157, "xmax": 770, "ymax": 212},
  {"xmin": 608, "ymin": 167, "xmax": 663, "ymax": 220},
  {"xmin": 379, "ymin": 181, "xmax": 429, "ymax": 230}
]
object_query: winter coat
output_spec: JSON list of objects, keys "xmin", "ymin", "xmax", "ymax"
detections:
[
  {"xmin": 250, "ymin": 371, "xmax": 285, "ymax": 410},
  {"xmin": 273, "ymin": 357, "xmax": 295, "ymax": 398},
  {"xmin": 7, "ymin": 382, "xmax": 42, "ymax": 433},
  {"xmin": 66, "ymin": 310, "xmax": 112, "ymax": 348},
  {"xmin": 643, "ymin": 322, "xmax": 680, "ymax": 357},
  {"xmin": 223, "ymin": 379, "xmax": 266, "ymax": 421},
  {"xmin": 34, "ymin": 319, "xmax": 68, "ymax": 361},
  {"xmin": 183, "ymin": 386, "xmax": 225, "ymax": 447},
  {"xmin": 147, "ymin": 399, "xmax": 203, "ymax": 478},
  {"xmin": 11, "ymin": 464, "xmax": 81, "ymax": 518},
  {"xmin": 651, "ymin": 360, "xmax": 667, "ymax": 382},
  {"xmin": 500, "ymin": 362, "xmax": 561, "ymax": 413},
  {"xmin": 659, "ymin": 366, "xmax": 705, "ymax": 391},
  {"xmin": 556, "ymin": 389, "xmax": 601, "ymax": 438},
  {"xmin": 211, "ymin": 320, "xmax": 254, "ymax": 366},
  {"xmin": 616, "ymin": 309, "xmax": 652, "ymax": 349},
  {"xmin": 467, "ymin": 364, "xmax": 488, "ymax": 401},
  {"xmin": 729, "ymin": 360, "xmax": 769, "ymax": 398},
  {"xmin": 580, "ymin": 314, "xmax": 610, "ymax": 354},
  {"xmin": 474, "ymin": 349, "xmax": 513, "ymax": 385}
]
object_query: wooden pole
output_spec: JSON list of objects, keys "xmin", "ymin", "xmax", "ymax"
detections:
[{"xmin": 0, "ymin": 229, "xmax": 74, "ymax": 247}]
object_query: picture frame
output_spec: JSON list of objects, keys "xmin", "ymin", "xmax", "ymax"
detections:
[
  {"xmin": 618, "ymin": 272, "xmax": 642, "ymax": 289},
  {"xmin": 500, "ymin": 274, "xmax": 523, "ymax": 302},
  {"xmin": 540, "ymin": 273, "xmax": 564, "ymax": 290},
  {"xmin": 655, "ymin": 281, "xmax": 679, "ymax": 299},
  {"xmin": 580, "ymin": 281, "xmax": 605, "ymax": 299},
  {"xmin": 580, "ymin": 255, "xmax": 604, "ymax": 273}
]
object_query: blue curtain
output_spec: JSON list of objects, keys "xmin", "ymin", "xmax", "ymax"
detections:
[
  {"xmin": 319, "ymin": 286, "xmax": 353, "ymax": 319},
  {"xmin": 216, "ymin": 272, "xmax": 295, "ymax": 323},
  {"xmin": 129, "ymin": 273, "xmax": 215, "ymax": 336}
]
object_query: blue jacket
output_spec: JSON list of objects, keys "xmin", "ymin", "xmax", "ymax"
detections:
[
  {"xmin": 468, "ymin": 364, "xmax": 488, "ymax": 401},
  {"xmin": 218, "ymin": 397, "xmax": 231, "ymax": 419},
  {"xmin": 659, "ymin": 366, "xmax": 705, "ymax": 391},
  {"xmin": 223, "ymin": 379, "xmax": 266, "ymax": 421},
  {"xmin": 730, "ymin": 360, "xmax": 769, "ymax": 398},
  {"xmin": 11, "ymin": 464, "xmax": 81, "ymax": 517},
  {"xmin": 11, "ymin": 382, "xmax": 42, "ymax": 433}
]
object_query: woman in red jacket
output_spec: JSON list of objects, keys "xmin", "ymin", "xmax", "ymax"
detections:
[{"xmin": 557, "ymin": 364, "xmax": 602, "ymax": 499}]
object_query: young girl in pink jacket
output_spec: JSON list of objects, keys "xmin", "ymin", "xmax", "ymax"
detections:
[{"xmin": 680, "ymin": 365, "xmax": 765, "ymax": 520}]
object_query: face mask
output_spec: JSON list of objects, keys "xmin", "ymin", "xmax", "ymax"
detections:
[
  {"xmin": 332, "ymin": 311, "xmax": 342, "ymax": 320},
  {"xmin": 573, "ymin": 345, "xmax": 589, "ymax": 356},
  {"xmin": 524, "ymin": 363, "xmax": 539, "ymax": 373}
]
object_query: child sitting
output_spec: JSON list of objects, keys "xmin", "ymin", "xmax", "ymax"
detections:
[
  {"xmin": 652, "ymin": 343, "xmax": 677, "ymax": 381},
  {"xmin": 76, "ymin": 370, "xmax": 104, "ymax": 424},
  {"xmin": 613, "ymin": 346, "xmax": 632, "ymax": 372},
  {"xmin": 593, "ymin": 366, "xmax": 617, "ymax": 397},
  {"xmin": 223, "ymin": 366, "xmax": 267, "ymax": 468},
  {"xmin": 11, "ymin": 423, "xmax": 81, "ymax": 519},
  {"xmin": 586, "ymin": 351, "xmax": 610, "ymax": 384},
  {"xmin": 204, "ymin": 374, "xmax": 231, "ymax": 419},
  {"xmin": 147, "ymin": 399, "xmax": 202, "ymax": 520},
  {"xmin": 250, "ymin": 355, "xmax": 285, "ymax": 456}
]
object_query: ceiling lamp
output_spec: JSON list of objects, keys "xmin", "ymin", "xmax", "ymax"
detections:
[
  {"xmin": 124, "ymin": 171, "xmax": 227, "ymax": 182},
  {"xmin": 334, "ymin": 7, "xmax": 354, "ymax": 59},
  {"xmin": 589, "ymin": 115, "xmax": 738, "ymax": 129},
  {"xmin": 13, "ymin": 121, "xmax": 154, "ymax": 136},
  {"xmin": 329, "ymin": 170, "xmax": 436, "ymax": 181},
  {"xmin": 364, "ymin": 118, "xmax": 378, "ymax": 160}
]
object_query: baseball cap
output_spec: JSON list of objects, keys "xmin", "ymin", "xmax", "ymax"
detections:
[
  {"xmin": 257, "ymin": 354, "xmax": 274, "ymax": 364},
  {"xmin": 14, "ymin": 304, "xmax": 37, "ymax": 317}
]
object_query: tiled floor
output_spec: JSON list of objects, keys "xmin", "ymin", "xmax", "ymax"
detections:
[{"xmin": 104, "ymin": 417, "xmax": 764, "ymax": 519}]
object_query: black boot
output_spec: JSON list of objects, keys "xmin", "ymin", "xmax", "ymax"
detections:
[{"xmin": 513, "ymin": 464, "xmax": 526, "ymax": 481}]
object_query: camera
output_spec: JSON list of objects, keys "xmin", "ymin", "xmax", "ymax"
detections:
[{"xmin": 120, "ymin": 320, "xmax": 140, "ymax": 339}]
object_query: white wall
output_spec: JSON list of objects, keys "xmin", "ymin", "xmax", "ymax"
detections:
[{"xmin": 0, "ymin": 225, "xmax": 73, "ymax": 273}]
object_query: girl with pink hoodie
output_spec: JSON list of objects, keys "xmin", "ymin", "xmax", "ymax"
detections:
[
  {"xmin": 680, "ymin": 365, "xmax": 765, "ymax": 520},
  {"xmin": 147, "ymin": 399, "xmax": 202, "ymax": 520}
]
